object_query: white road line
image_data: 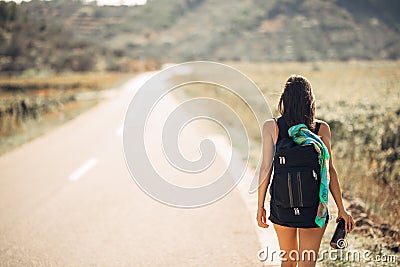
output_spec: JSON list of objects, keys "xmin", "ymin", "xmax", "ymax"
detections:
[{"xmin": 69, "ymin": 158, "xmax": 98, "ymax": 181}]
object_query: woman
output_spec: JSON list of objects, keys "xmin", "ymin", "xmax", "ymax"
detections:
[{"xmin": 256, "ymin": 75, "xmax": 355, "ymax": 267}]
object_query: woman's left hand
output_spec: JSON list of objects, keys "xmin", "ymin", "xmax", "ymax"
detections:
[
  {"xmin": 337, "ymin": 209, "xmax": 355, "ymax": 233},
  {"xmin": 256, "ymin": 207, "xmax": 269, "ymax": 228}
]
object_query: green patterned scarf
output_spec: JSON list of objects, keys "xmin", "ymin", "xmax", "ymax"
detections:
[{"xmin": 288, "ymin": 124, "xmax": 330, "ymax": 228}]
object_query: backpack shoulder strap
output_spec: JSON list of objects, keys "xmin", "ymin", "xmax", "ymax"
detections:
[
  {"xmin": 273, "ymin": 117, "xmax": 279, "ymax": 144},
  {"xmin": 314, "ymin": 121, "xmax": 321, "ymax": 135},
  {"xmin": 276, "ymin": 116, "xmax": 289, "ymax": 141}
]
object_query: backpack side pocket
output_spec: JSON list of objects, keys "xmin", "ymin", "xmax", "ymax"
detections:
[{"xmin": 273, "ymin": 171, "xmax": 292, "ymax": 208}]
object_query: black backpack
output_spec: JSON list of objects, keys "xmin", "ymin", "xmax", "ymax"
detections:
[{"xmin": 270, "ymin": 116, "xmax": 322, "ymax": 227}]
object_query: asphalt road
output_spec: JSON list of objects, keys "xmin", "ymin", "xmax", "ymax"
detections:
[{"xmin": 0, "ymin": 73, "xmax": 280, "ymax": 266}]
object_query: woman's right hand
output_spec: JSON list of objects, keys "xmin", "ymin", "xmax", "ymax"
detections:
[
  {"xmin": 337, "ymin": 209, "xmax": 355, "ymax": 233},
  {"xmin": 256, "ymin": 207, "xmax": 269, "ymax": 228}
]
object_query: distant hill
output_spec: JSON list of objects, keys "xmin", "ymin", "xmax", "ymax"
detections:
[{"xmin": 1, "ymin": 0, "xmax": 399, "ymax": 74}]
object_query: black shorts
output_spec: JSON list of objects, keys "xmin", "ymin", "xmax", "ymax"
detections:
[{"xmin": 269, "ymin": 199, "xmax": 329, "ymax": 228}]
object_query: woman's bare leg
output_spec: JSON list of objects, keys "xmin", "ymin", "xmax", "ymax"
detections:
[
  {"xmin": 273, "ymin": 223, "xmax": 298, "ymax": 267},
  {"xmin": 298, "ymin": 224, "xmax": 327, "ymax": 267}
]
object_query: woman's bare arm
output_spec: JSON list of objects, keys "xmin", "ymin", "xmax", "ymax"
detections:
[
  {"xmin": 256, "ymin": 119, "xmax": 276, "ymax": 228},
  {"xmin": 319, "ymin": 121, "xmax": 355, "ymax": 233}
]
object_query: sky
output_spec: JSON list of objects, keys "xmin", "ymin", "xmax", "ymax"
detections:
[{"xmin": 3, "ymin": 0, "xmax": 148, "ymax": 6}]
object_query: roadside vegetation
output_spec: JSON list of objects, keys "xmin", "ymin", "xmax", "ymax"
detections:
[{"xmin": 0, "ymin": 72, "xmax": 132, "ymax": 155}]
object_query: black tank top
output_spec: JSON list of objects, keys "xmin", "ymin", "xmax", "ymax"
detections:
[{"xmin": 276, "ymin": 116, "xmax": 321, "ymax": 142}]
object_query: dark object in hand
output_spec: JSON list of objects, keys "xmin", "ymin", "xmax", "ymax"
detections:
[{"xmin": 330, "ymin": 218, "xmax": 348, "ymax": 249}]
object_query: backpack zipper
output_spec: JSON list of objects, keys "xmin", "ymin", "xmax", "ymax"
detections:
[
  {"xmin": 312, "ymin": 170, "xmax": 317, "ymax": 180},
  {"xmin": 294, "ymin": 208, "xmax": 300, "ymax": 216},
  {"xmin": 297, "ymin": 172, "xmax": 303, "ymax": 207},
  {"xmin": 287, "ymin": 173, "xmax": 293, "ymax": 208}
]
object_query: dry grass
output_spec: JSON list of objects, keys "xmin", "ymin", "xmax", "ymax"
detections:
[
  {"xmin": 0, "ymin": 72, "xmax": 132, "ymax": 154},
  {"xmin": 0, "ymin": 72, "xmax": 131, "ymax": 93}
]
